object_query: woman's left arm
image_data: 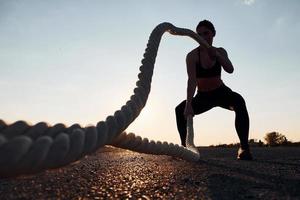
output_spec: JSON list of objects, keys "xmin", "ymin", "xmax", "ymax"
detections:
[{"xmin": 216, "ymin": 47, "xmax": 234, "ymax": 73}]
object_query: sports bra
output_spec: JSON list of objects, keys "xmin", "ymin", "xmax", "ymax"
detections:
[{"xmin": 196, "ymin": 48, "xmax": 221, "ymax": 78}]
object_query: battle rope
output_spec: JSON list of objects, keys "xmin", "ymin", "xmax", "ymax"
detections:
[{"xmin": 0, "ymin": 22, "xmax": 211, "ymax": 178}]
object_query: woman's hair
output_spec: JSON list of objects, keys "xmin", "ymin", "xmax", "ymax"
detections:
[{"xmin": 196, "ymin": 20, "xmax": 216, "ymax": 36}]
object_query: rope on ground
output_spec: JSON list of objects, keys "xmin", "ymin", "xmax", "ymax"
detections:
[{"xmin": 0, "ymin": 22, "xmax": 209, "ymax": 178}]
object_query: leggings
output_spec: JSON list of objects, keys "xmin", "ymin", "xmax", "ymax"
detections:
[{"xmin": 175, "ymin": 84, "xmax": 250, "ymax": 150}]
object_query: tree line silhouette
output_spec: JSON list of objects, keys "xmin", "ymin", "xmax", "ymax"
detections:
[{"xmin": 210, "ymin": 131, "xmax": 300, "ymax": 147}]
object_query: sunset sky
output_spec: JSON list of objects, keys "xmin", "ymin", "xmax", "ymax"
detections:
[{"xmin": 1, "ymin": 0, "xmax": 299, "ymax": 146}]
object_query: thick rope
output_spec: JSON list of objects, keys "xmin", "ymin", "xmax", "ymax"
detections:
[{"xmin": 0, "ymin": 22, "xmax": 210, "ymax": 178}]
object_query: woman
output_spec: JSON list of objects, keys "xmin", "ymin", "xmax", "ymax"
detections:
[{"xmin": 175, "ymin": 20, "xmax": 252, "ymax": 160}]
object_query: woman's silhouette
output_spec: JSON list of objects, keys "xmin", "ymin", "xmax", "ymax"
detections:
[{"xmin": 175, "ymin": 20, "xmax": 252, "ymax": 160}]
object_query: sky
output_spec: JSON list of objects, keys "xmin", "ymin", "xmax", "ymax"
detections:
[{"xmin": 0, "ymin": 0, "xmax": 299, "ymax": 146}]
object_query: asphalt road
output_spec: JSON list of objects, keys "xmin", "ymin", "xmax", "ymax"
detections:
[{"xmin": 0, "ymin": 146, "xmax": 299, "ymax": 199}]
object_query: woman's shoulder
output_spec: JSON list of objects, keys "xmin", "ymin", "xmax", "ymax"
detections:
[
  {"xmin": 186, "ymin": 48, "xmax": 199, "ymax": 64},
  {"xmin": 216, "ymin": 47, "xmax": 228, "ymax": 57},
  {"xmin": 187, "ymin": 47, "xmax": 200, "ymax": 57}
]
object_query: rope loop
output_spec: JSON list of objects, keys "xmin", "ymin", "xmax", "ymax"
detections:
[{"xmin": 0, "ymin": 22, "xmax": 206, "ymax": 177}]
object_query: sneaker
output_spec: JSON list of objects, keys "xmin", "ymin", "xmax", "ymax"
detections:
[{"xmin": 237, "ymin": 148, "xmax": 253, "ymax": 160}]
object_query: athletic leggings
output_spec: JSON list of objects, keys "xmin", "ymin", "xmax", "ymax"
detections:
[{"xmin": 175, "ymin": 84, "xmax": 250, "ymax": 150}]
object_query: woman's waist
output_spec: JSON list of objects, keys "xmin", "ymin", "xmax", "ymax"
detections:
[{"xmin": 197, "ymin": 77, "xmax": 224, "ymax": 92}]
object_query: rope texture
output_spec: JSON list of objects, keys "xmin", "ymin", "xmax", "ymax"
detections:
[{"xmin": 0, "ymin": 22, "xmax": 210, "ymax": 178}]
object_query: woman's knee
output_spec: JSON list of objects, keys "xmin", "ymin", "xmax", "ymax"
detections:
[
  {"xmin": 175, "ymin": 100, "xmax": 186, "ymax": 115},
  {"xmin": 231, "ymin": 93, "xmax": 247, "ymax": 111}
]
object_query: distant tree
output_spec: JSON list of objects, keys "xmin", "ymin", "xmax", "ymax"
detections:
[
  {"xmin": 264, "ymin": 132, "xmax": 288, "ymax": 146},
  {"xmin": 249, "ymin": 139, "xmax": 258, "ymax": 147},
  {"xmin": 258, "ymin": 140, "xmax": 264, "ymax": 147},
  {"xmin": 248, "ymin": 139, "xmax": 266, "ymax": 147},
  {"xmin": 249, "ymin": 139, "xmax": 257, "ymax": 144}
]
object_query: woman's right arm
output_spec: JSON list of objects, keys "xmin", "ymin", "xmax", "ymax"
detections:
[{"xmin": 185, "ymin": 52, "xmax": 197, "ymax": 118}]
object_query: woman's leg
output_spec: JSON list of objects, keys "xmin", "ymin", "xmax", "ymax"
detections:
[
  {"xmin": 175, "ymin": 94, "xmax": 213, "ymax": 146},
  {"xmin": 175, "ymin": 100, "xmax": 188, "ymax": 146},
  {"xmin": 231, "ymin": 92, "xmax": 250, "ymax": 150},
  {"xmin": 219, "ymin": 91, "xmax": 250, "ymax": 150}
]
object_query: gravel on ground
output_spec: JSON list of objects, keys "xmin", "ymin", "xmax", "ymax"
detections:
[{"xmin": 0, "ymin": 146, "xmax": 299, "ymax": 200}]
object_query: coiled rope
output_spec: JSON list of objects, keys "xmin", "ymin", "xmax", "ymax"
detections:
[{"xmin": 0, "ymin": 22, "xmax": 211, "ymax": 178}]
